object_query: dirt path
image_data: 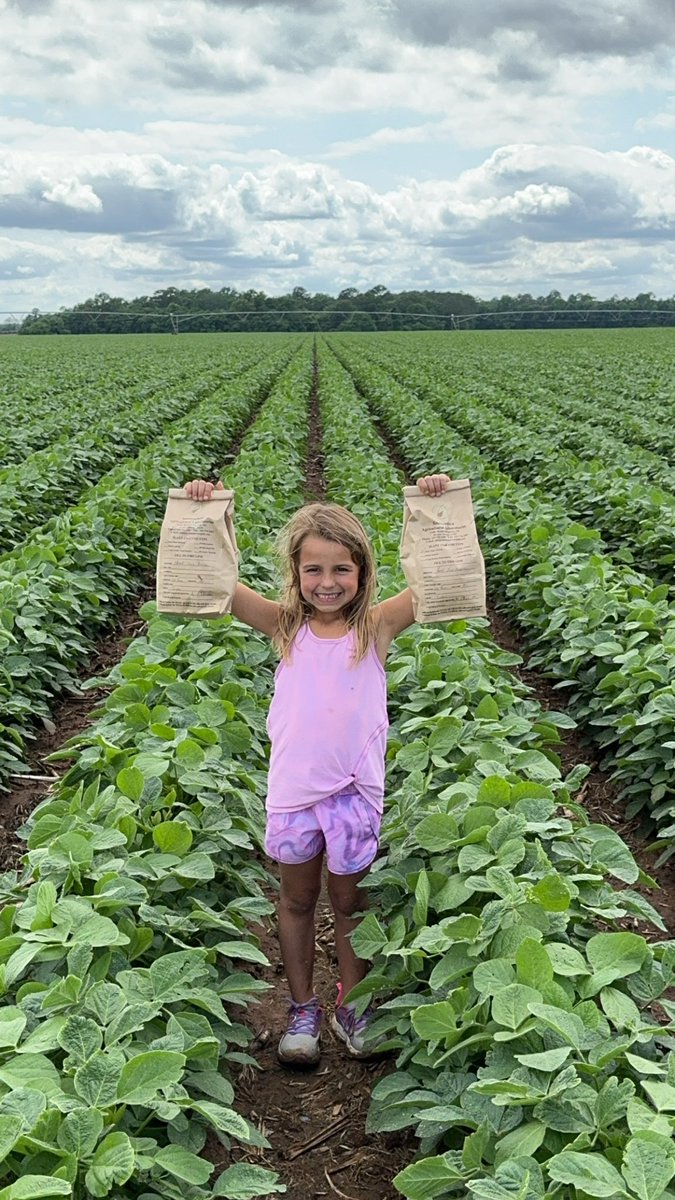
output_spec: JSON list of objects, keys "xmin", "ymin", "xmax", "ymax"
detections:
[
  {"xmin": 304, "ymin": 339, "xmax": 326, "ymax": 502},
  {"xmin": 216, "ymin": 883, "xmax": 413, "ymax": 1200},
  {"xmin": 217, "ymin": 345, "xmax": 412, "ymax": 1198}
]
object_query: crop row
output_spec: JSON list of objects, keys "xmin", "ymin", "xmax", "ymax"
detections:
[
  {"xmin": 451, "ymin": 379, "xmax": 675, "ymax": 494},
  {"xmin": 316, "ymin": 339, "xmax": 675, "ymax": 1200},
  {"xmin": 0, "ymin": 345, "xmax": 315, "ymax": 1199},
  {"xmin": 0, "ymin": 342, "xmax": 302, "ymax": 786},
  {"xmin": 358, "ymin": 335, "xmax": 675, "ymax": 581},
  {"xmin": 2, "ymin": 333, "xmax": 674, "ymax": 1200},
  {"xmin": 377, "ymin": 329, "xmax": 675, "ymax": 457},
  {"xmin": 380, "ymin": 347, "xmax": 675, "ymax": 585},
  {"xmin": 326, "ymin": 337, "xmax": 675, "ymax": 851},
  {"xmin": 0, "ymin": 353, "xmax": 284, "ymax": 556},
  {"xmin": 0, "ymin": 335, "xmax": 269, "ymax": 465}
]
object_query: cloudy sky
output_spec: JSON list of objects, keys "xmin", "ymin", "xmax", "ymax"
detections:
[{"xmin": 2, "ymin": 0, "xmax": 675, "ymax": 314}]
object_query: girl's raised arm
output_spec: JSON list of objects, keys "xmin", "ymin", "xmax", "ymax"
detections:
[{"xmin": 183, "ymin": 479, "xmax": 280, "ymax": 639}]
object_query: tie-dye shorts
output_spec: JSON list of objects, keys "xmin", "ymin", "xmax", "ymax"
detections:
[{"xmin": 264, "ymin": 789, "xmax": 382, "ymax": 876}]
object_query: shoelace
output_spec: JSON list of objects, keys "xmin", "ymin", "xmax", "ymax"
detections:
[
  {"xmin": 287, "ymin": 998, "xmax": 321, "ymax": 1036},
  {"xmin": 353, "ymin": 1008, "xmax": 372, "ymax": 1034},
  {"xmin": 337, "ymin": 1003, "xmax": 372, "ymax": 1035}
]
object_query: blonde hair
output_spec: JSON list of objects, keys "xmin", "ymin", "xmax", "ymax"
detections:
[{"xmin": 275, "ymin": 503, "xmax": 378, "ymax": 663}]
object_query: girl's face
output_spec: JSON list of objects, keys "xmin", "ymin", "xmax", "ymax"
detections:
[{"xmin": 297, "ymin": 535, "xmax": 360, "ymax": 614}]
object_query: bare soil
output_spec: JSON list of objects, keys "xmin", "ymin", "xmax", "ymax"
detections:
[
  {"xmin": 305, "ymin": 342, "xmax": 326, "ymax": 502},
  {"xmin": 208, "ymin": 876, "xmax": 413, "ymax": 1200}
]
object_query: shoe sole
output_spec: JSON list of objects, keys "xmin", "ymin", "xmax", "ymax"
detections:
[
  {"xmin": 277, "ymin": 1053, "xmax": 321, "ymax": 1067},
  {"xmin": 277, "ymin": 1041, "xmax": 321, "ymax": 1067}
]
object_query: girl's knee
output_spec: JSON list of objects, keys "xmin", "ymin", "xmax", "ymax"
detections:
[
  {"xmin": 327, "ymin": 872, "xmax": 368, "ymax": 919},
  {"xmin": 279, "ymin": 873, "xmax": 321, "ymax": 917},
  {"xmin": 280, "ymin": 888, "xmax": 320, "ymax": 917},
  {"xmin": 278, "ymin": 856, "xmax": 322, "ymax": 916}
]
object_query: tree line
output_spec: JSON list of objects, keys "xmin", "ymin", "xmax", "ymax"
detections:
[{"xmin": 16, "ymin": 285, "xmax": 675, "ymax": 334}]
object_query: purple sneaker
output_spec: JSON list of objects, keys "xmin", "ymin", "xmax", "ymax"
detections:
[
  {"xmin": 277, "ymin": 996, "xmax": 322, "ymax": 1065},
  {"xmin": 331, "ymin": 984, "xmax": 386, "ymax": 1059}
]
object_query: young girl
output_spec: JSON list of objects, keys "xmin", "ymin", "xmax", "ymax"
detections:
[{"xmin": 185, "ymin": 474, "xmax": 452, "ymax": 1065}]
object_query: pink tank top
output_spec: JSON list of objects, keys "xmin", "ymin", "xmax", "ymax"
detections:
[{"xmin": 266, "ymin": 623, "xmax": 388, "ymax": 813}]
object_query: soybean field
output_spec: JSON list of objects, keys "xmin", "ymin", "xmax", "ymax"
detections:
[{"xmin": 1, "ymin": 328, "xmax": 675, "ymax": 1200}]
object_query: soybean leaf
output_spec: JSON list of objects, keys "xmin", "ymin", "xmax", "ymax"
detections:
[
  {"xmin": 393, "ymin": 1151, "xmax": 466, "ymax": 1200},
  {"xmin": 351, "ymin": 913, "xmax": 389, "ymax": 959},
  {"xmin": 531, "ymin": 874, "xmax": 572, "ymax": 912},
  {"xmin": 154, "ymin": 1144, "xmax": 213, "ymax": 1185},
  {"xmin": 153, "ymin": 821, "xmax": 193, "ymax": 856},
  {"xmin": 57, "ymin": 1107, "xmax": 104, "ymax": 1157},
  {"xmin": 515, "ymin": 1047, "xmax": 572, "ymax": 1072},
  {"xmin": 492, "ymin": 985, "xmax": 542, "ymax": 1031},
  {"xmin": 621, "ymin": 1133, "xmax": 675, "ymax": 1200},
  {"xmin": 212, "ymin": 1163, "xmax": 287, "ymax": 1197},
  {"xmin": 0, "ymin": 1115, "xmax": 24, "ymax": 1165},
  {"xmin": 586, "ymin": 933, "xmax": 648, "ymax": 988},
  {"xmin": 116, "ymin": 766, "xmax": 145, "ymax": 802},
  {"xmin": 0, "ymin": 1088, "xmax": 46, "ymax": 1133},
  {"xmin": 546, "ymin": 943, "xmax": 590, "ymax": 977},
  {"xmin": 494, "ymin": 1122, "xmax": 546, "ymax": 1166},
  {"xmin": 473, "ymin": 960, "xmax": 516, "ymax": 996},
  {"xmin": 84, "ymin": 1131, "xmax": 135, "ymax": 1198},
  {"xmin": 600, "ymin": 987, "xmax": 641, "ymax": 1031},
  {"xmin": 0, "ymin": 1008, "xmax": 26, "ymax": 1049},
  {"xmin": 0, "ymin": 1179, "xmax": 72, "ymax": 1200},
  {"xmin": 74, "ymin": 1049, "xmax": 125, "ymax": 1106},
  {"xmin": 189, "ymin": 1101, "xmax": 259, "ymax": 1144},
  {"xmin": 412, "ymin": 1003, "xmax": 457, "ymax": 1043},
  {"xmin": 641, "ymin": 1082, "xmax": 675, "ymax": 1112},
  {"xmin": 116, "ymin": 1051, "xmax": 186, "ymax": 1104},
  {"xmin": 57, "ymin": 1016, "xmax": 102, "ymax": 1065},
  {"xmin": 0, "ymin": 1054, "xmax": 63, "ymax": 1100},
  {"xmin": 516, "ymin": 938, "xmax": 553, "ymax": 990},
  {"xmin": 414, "ymin": 814, "xmax": 458, "ymax": 853},
  {"xmin": 547, "ymin": 1151, "xmax": 627, "ymax": 1197}
]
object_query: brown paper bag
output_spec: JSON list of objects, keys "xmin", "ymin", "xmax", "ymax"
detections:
[
  {"xmin": 400, "ymin": 480, "xmax": 486, "ymax": 622},
  {"xmin": 156, "ymin": 488, "xmax": 238, "ymax": 618}
]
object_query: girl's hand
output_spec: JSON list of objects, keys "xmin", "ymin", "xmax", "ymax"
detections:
[
  {"xmin": 417, "ymin": 473, "xmax": 452, "ymax": 497},
  {"xmin": 184, "ymin": 479, "xmax": 224, "ymax": 501}
]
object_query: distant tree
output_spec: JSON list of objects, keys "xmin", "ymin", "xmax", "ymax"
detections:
[
  {"xmin": 339, "ymin": 311, "xmax": 377, "ymax": 331},
  {"xmin": 18, "ymin": 285, "xmax": 675, "ymax": 334}
]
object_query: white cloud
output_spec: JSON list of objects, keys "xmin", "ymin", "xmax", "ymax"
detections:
[
  {"xmin": 41, "ymin": 178, "xmax": 102, "ymax": 212},
  {"xmin": 324, "ymin": 121, "xmax": 448, "ymax": 160},
  {"xmin": 384, "ymin": 0, "xmax": 674, "ymax": 58},
  {"xmin": 0, "ymin": 116, "xmax": 262, "ymax": 162},
  {"xmin": 1, "ymin": 0, "xmax": 674, "ymax": 307},
  {"xmin": 1, "ymin": 140, "xmax": 674, "ymax": 307}
]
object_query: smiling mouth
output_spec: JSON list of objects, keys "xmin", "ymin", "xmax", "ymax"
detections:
[{"xmin": 316, "ymin": 592, "xmax": 342, "ymax": 601}]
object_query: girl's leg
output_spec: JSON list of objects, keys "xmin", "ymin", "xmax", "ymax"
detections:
[
  {"xmin": 327, "ymin": 865, "xmax": 371, "ymax": 997},
  {"xmin": 278, "ymin": 852, "xmax": 323, "ymax": 1003}
]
